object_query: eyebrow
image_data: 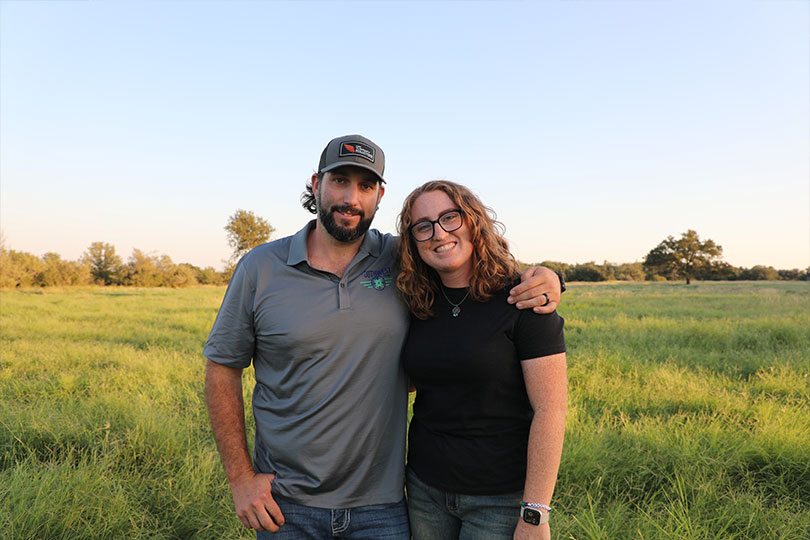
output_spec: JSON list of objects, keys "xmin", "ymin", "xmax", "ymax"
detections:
[{"xmin": 412, "ymin": 207, "xmax": 458, "ymax": 223}]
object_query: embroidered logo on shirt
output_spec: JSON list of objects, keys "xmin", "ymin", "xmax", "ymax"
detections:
[
  {"xmin": 360, "ymin": 266, "xmax": 393, "ymax": 291},
  {"xmin": 361, "ymin": 276, "xmax": 393, "ymax": 291}
]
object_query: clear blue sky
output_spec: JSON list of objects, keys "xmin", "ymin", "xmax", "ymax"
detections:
[{"xmin": 2, "ymin": 0, "xmax": 808, "ymax": 271}]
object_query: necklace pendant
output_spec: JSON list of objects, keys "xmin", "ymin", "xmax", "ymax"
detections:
[{"xmin": 441, "ymin": 285, "xmax": 469, "ymax": 319}]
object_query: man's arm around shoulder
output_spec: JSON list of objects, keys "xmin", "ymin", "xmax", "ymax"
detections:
[
  {"xmin": 508, "ymin": 266, "xmax": 564, "ymax": 314},
  {"xmin": 205, "ymin": 359, "xmax": 285, "ymax": 532}
]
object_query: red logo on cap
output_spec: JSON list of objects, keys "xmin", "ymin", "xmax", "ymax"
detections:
[{"xmin": 343, "ymin": 144, "xmax": 355, "ymax": 153}]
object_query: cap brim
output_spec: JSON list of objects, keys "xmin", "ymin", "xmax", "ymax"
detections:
[{"xmin": 320, "ymin": 161, "xmax": 386, "ymax": 183}]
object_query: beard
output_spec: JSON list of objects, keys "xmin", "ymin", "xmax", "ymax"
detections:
[{"xmin": 318, "ymin": 203, "xmax": 376, "ymax": 243}]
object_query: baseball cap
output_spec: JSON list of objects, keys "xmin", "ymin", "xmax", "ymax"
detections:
[{"xmin": 318, "ymin": 134, "xmax": 386, "ymax": 183}]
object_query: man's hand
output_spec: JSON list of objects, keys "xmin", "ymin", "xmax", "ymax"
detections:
[
  {"xmin": 230, "ymin": 471, "xmax": 285, "ymax": 532},
  {"xmin": 508, "ymin": 266, "xmax": 562, "ymax": 314},
  {"xmin": 205, "ymin": 361, "xmax": 282, "ymax": 529},
  {"xmin": 514, "ymin": 521, "xmax": 550, "ymax": 540}
]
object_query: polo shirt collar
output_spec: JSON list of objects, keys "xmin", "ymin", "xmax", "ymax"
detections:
[{"xmin": 286, "ymin": 219, "xmax": 383, "ymax": 267}]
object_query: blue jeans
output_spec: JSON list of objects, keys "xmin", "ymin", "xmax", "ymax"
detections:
[
  {"xmin": 406, "ymin": 467, "xmax": 522, "ymax": 540},
  {"xmin": 256, "ymin": 496, "xmax": 410, "ymax": 540}
]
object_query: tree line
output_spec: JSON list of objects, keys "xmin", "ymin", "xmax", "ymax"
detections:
[
  {"xmin": 0, "ymin": 210, "xmax": 273, "ymax": 289},
  {"xmin": 1, "ymin": 219, "xmax": 807, "ymax": 289},
  {"xmin": 530, "ymin": 230, "xmax": 808, "ymax": 283},
  {"xmin": 526, "ymin": 260, "xmax": 808, "ymax": 284},
  {"xmin": 0, "ymin": 242, "xmax": 228, "ymax": 288}
]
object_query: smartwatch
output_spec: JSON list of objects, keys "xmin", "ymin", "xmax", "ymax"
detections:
[
  {"xmin": 555, "ymin": 270, "xmax": 566, "ymax": 294},
  {"xmin": 520, "ymin": 505, "xmax": 549, "ymax": 526}
]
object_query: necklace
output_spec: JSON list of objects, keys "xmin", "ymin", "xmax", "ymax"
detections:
[{"xmin": 440, "ymin": 285, "xmax": 470, "ymax": 318}]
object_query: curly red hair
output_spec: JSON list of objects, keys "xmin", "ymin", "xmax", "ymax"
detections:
[{"xmin": 396, "ymin": 180, "xmax": 519, "ymax": 319}]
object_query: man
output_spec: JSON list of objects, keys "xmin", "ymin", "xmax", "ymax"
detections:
[{"xmin": 204, "ymin": 134, "xmax": 562, "ymax": 539}]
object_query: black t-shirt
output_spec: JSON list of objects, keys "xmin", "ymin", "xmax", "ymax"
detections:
[{"xmin": 402, "ymin": 284, "xmax": 565, "ymax": 495}]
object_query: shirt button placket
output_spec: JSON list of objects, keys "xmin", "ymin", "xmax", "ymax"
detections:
[{"xmin": 338, "ymin": 280, "xmax": 349, "ymax": 309}]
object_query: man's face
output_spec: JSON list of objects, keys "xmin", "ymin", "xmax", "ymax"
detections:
[{"xmin": 314, "ymin": 166, "xmax": 385, "ymax": 243}]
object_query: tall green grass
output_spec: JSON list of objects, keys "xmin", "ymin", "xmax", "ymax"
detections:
[
  {"xmin": 1, "ymin": 288, "xmax": 245, "ymax": 539},
  {"xmin": 557, "ymin": 282, "xmax": 809, "ymax": 539},
  {"xmin": 1, "ymin": 282, "xmax": 808, "ymax": 539}
]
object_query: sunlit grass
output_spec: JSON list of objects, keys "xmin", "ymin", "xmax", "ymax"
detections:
[
  {"xmin": 557, "ymin": 281, "xmax": 809, "ymax": 539},
  {"xmin": 1, "ymin": 282, "xmax": 808, "ymax": 539}
]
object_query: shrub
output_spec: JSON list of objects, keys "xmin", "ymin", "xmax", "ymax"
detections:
[
  {"xmin": 739, "ymin": 265, "xmax": 780, "ymax": 281},
  {"xmin": 0, "ymin": 249, "xmax": 45, "ymax": 287}
]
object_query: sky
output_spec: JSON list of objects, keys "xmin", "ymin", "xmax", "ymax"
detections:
[{"xmin": 1, "ymin": 0, "xmax": 808, "ymax": 272}]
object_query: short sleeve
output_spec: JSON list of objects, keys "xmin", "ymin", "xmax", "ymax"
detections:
[
  {"xmin": 203, "ymin": 258, "xmax": 256, "ymax": 368},
  {"xmin": 514, "ymin": 310, "xmax": 566, "ymax": 361}
]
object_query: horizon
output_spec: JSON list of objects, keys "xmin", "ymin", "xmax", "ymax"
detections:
[
  {"xmin": 2, "ymin": 0, "xmax": 808, "ymax": 272},
  {"xmin": 2, "ymin": 223, "xmax": 807, "ymax": 273}
]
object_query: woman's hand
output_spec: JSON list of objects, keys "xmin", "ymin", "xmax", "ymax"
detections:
[{"xmin": 514, "ymin": 520, "xmax": 551, "ymax": 540}]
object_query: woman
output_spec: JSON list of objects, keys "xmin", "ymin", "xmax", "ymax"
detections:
[{"xmin": 396, "ymin": 181, "xmax": 566, "ymax": 540}]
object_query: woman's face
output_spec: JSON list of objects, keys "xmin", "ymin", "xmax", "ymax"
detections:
[{"xmin": 410, "ymin": 190, "xmax": 474, "ymax": 287}]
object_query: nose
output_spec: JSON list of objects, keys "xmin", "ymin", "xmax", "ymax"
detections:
[
  {"xmin": 342, "ymin": 183, "xmax": 361, "ymax": 207},
  {"xmin": 431, "ymin": 220, "xmax": 449, "ymax": 241}
]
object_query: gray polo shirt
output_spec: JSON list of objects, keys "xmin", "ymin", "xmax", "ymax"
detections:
[{"xmin": 204, "ymin": 220, "xmax": 409, "ymax": 508}]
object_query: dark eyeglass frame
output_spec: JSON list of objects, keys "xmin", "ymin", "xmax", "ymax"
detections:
[{"xmin": 409, "ymin": 209, "xmax": 464, "ymax": 242}]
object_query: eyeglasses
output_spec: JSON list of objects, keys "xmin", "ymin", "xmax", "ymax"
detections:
[{"xmin": 409, "ymin": 209, "xmax": 464, "ymax": 242}]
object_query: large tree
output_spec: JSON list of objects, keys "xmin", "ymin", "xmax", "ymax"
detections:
[
  {"xmin": 82, "ymin": 241, "xmax": 123, "ymax": 285},
  {"xmin": 643, "ymin": 230, "xmax": 723, "ymax": 284},
  {"xmin": 225, "ymin": 209, "xmax": 274, "ymax": 262}
]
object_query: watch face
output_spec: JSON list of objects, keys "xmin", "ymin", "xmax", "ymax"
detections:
[{"xmin": 521, "ymin": 507, "xmax": 542, "ymax": 525}]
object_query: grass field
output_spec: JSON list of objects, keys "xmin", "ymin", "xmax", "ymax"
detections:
[{"xmin": 1, "ymin": 282, "xmax": 808, "ymax": 539}]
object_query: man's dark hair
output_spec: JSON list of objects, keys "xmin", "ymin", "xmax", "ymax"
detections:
[{"xmin": 300, "ymin": 172, "xmax": 324, "ymax": 215}]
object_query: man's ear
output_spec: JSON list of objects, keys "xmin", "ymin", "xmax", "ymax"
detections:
[
  {"xmin": 376, "ymin": 184, "xmax": 385, "ymax": 205},
  {"xmin": 311, "ymin": 173, "xmax": 320, "ymax": 193}
]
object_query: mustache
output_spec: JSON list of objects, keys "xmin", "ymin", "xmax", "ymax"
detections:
[{"xmin": 331, "ymin": 205, "xmax": 365, "ymax": 219}]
